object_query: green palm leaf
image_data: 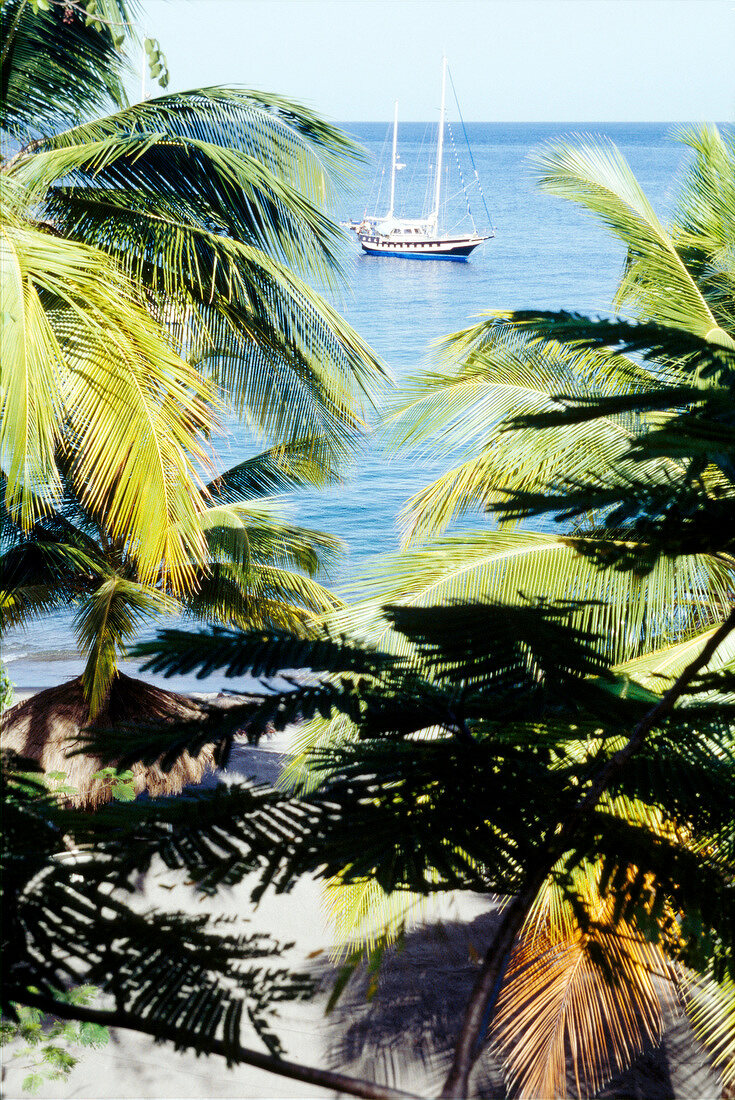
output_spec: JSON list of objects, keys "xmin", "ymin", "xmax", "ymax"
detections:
[
  {"xmin": 205, "ymin": 438, "xmax": 340, "ymax": 501},
  {"xmin": 1, "ymin": 184, "xmax": 214, "ymax": 583},
  {"xmin": 673, "ymin": 125, "xmax": 735, "ymax": 334},
  {"xmin": 75, "ymin": 575, "xmax": 171, "ymax": 715},
  {"xmin": 7, "ymin": 94, "xmax": 389, "ymax": 462},
  {"xmin": 336, "ymin": 531, "xmax": 732, "ymax": 665},
  {"xmin": 1, "ymin": 0, "xmax": 130, "ymax": 141},
  {"xmin": 532, "ymin": 135, "xmax": 731, "ymax": 342},
  {"xmin": 615, "ymin": 624, "xmax": 735, "ymax": 690},
  {"xmin": 385, "ymin": 320, "xmax": 662, "ymax": 543}
]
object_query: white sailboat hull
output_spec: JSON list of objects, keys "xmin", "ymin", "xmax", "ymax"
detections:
[{"xmin": 357, "ymin": 231, "xmax": 491, "ymax": 261}]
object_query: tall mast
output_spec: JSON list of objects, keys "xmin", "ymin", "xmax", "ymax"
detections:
[
  {"xmin": 431, "ymin": 55, "xmax": 447, "ymax": 231},
  {"xmin": 388, "ymin": 99, "xmax": 398, "ymax": 217}
]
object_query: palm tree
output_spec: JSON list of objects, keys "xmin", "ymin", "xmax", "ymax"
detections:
[
  {"xmin": 369, "ymin": 126, "xmax": 735, "ymax": 670},
  {"xmin": 3, "ymin": 319, "xmax": 733, "ymax": 1100},
  {"xmin": 0, "ymin": 440, "xmax": 344, "ymax": 802},
  {"xmin": 1, "ymin": 0, "xmax": 386, "ymax": 716},
  {"xmin": 75, "ymin": 568, "xmax": 734, "ymax": 1097},
  {"xmin": 2, "ymin": 0, "xmax": 386, "ymax": 483}
]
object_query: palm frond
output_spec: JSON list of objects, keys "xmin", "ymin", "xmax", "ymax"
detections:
[
  {"xmin": 1, "ymin": 0, "xmax": 130, "ymax": 142},
  {"xmin": 681, "ymin": 972, "xmax": 735, "ymax": 1088},
  {"xmin": 3, "ymin": 762, "xmax": 315, "ymax": 1060},
  {"xmin": 0, "ymin": 537, "xmax": 102, "ymax": 628},
  {"xmin": 384, "ymin": 318, "xmax": 669, "ymax": 543},
  {"xmin": 134, "ymin": 624, "xmax": 392, "ymax": 682},
  {"xmin": 615, "ymin": 625, "xmax": 735, "ymax": 690},
  {"xmin": 205, "ymin": 439, "xmax": 340, "ymax": 502},
  {"xmin": 75, "ymin": 577, "xmax": 172, "ymax": 715},
  {"xmin": 7, "ymin": 103, "xmax": 390, "ymax": 459},
  {"xmin": 493, "ymin": 892, "xmax": 674, "ymax": 1099},
  {"xmin": 673, "ymin": 125, "xmax": 735, "ymax": 334},
  {"xmin": 200, "ymin": 500, "xmax": 343, "ymax": 575},
  {"xmin": 335, "ymin": 532, "xmax": 732, "ymax": 666},
  {"xmin": 532, "ymin": 135, "xmax": 727, "ymax": 340},
  {"xmin": 1, "ymin": 184, "xmax": 214, "ymax": 585}
]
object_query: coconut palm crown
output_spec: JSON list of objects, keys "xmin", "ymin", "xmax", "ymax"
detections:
[{"xmin": 1, "ymin": 0, "xmax": 387, "ymax": 589}]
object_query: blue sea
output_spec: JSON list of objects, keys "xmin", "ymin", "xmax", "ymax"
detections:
[{"xmin": 2, "ymin": 122, "xmax": 697, "ymax": 692}]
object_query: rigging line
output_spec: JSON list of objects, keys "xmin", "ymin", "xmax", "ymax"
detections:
[
  {"xmin": 447, "ymin": 64, "xmax": 495, "ymax": 229},
  {"xmin": 365, "ymin": 124, "xmax": 391, "ymax": 216},
  {"xmin": 446, "ymin": 118, "xmax": 476, "ymax": 229},
  {"xmin": 407, "ymin": 122, "xmax": 429, "ymax": 217}
]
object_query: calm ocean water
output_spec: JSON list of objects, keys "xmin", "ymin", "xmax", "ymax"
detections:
[{"xmin": 3, "ymin": 122, "xmax": 696, "ymax": 691}]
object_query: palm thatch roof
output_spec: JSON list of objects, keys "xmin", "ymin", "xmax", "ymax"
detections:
[{"xmin": 0, "ymin": 673, "xmax": 221, "ymax": 809}]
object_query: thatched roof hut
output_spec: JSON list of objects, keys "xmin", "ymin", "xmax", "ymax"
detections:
[{"xmin": 0, "ymin": 672, "xmax": 220, "ymax": 808}]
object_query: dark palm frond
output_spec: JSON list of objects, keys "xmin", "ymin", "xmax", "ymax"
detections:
[
  {"xmin": 492, "ymin": 312, "xmax": 735, "ymax": 379},
  {"xmin": 607, "ymin": 724, "xmax": 735, "ymax": 839},
  {"xmin": 493, "ymin": 467, "xmax": 735, "ymax": 566},
  {"xmin": 1, "ymin": 0, "xmax": 130, "ymax": 143},
  {"xmin": 2, "ymin": 759, "xmax": 315, "ymax": 1060},
  {"xmin": 0, "ymin": 536, "xmax": 102, "ymax": 597},
  {"xmin": 134, "ymin": 624, "xmax": 396, "ymax": 681},
  {"xmin": 384, "ymin": 599, "xmax": 611, "ymax": 689},
  {"xmin": 508, "ymin": 383, "xmax": 732, "ymax": 432},
  {"xmin": 577, "ymin": 811, "xmax": 733, "ymax": 977},
  {"xmin": 205, "ymin": 439, "xmax": 341, "ymax": 502}
]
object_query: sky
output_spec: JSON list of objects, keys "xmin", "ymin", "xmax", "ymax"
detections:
[{"xmin": 135, "ymin": 0, "xmax": 734, "ymax": 122}]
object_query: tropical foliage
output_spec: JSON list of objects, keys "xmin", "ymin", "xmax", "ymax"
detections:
[
  {"xmin": 5, "ymin": 305, "xmax": 722, "ymax": 1098},
  {"xmin": 371, "ymin": 126, "xmax": 735, "ymax": 669},
  {"xmin": 3, "ymin": 8, "xmax": 733, "ymax": 1096},
  {"xmin": 1, "ymin": 0, "xmax": 386, "ymax": 712},
  {"xmin": 32, "ymin": 576, "xmax": 732, "ymax": 1096},
  {"xmin": 0, "ymin": 441, "xmax": 343, "ymax": 715}
]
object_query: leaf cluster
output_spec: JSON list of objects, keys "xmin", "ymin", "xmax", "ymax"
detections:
[{"xmin": 1, "ymin": 754, "xmax": 316, "ymax": 1061}]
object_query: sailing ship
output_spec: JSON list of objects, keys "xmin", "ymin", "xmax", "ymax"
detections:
[{"xmin": 353, "ymin": 58, "xmax": 493, "ymax": 261}]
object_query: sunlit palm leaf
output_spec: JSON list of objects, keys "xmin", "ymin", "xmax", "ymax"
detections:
[
  {"xmin": 673, "ymin": 125, "xmax": 735, "ymax": 334},
  {"xmin": 336, "ymin": 532, "xmax": 732, "ymax": 665},
  {"xmin": 492, "ymin": 888, "xmax": 675, "ymax": 1099},
  {"xmin": 199, "ymin": 499, "xmax": 342, "ymax": 573},
  {"xmin": 681, "ymin": 972, "xmax": 735, "ymax": 1089},
  {"xmin": 385, "ymin": 320, "xmax": 666, "ymax": 542},
  {"xmin": 7, "ymin": 96, "xmax": 389, "ymax": 460},
  {"xmin": 532, "ymin": 135, "xmax": 729, "ymax": 341},
  {"xmin": 1, "ymin": 184, "xmax": 214, "ymax": 585},
  {"xmin": 615, "ymin": 624, "xmax": 735, "ymax": 690}
]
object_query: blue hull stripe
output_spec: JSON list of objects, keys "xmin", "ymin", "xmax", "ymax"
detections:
[{"xmin": 360, "ymin": 247, "xmax": 470, "ymax": 262}]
